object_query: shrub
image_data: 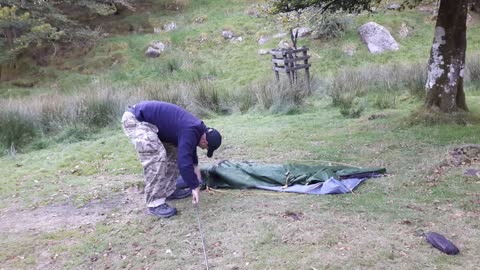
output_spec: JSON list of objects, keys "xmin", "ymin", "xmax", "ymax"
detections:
[
  {"xmin": 164, "ymin": 56, "xmax": 183, "ymax": 73},
  {"xmin": 339, "ymin": 97, "xmax": 366, "ymax": 118},
  {"xmin": 372, "ymin": 92, "xmax": 396, "ymax": 109},
  {"xmin": 313, "ymin": 14, "xmax": 353, "ymax": 40}
]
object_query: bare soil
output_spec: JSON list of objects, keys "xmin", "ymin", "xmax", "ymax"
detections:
[{"xmin": 0, "ymin": 187, "xmax": 144, "ymax": 234}]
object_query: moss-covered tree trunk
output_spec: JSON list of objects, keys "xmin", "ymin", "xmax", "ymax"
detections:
[{"xmin": 425, "ymin": 0, "xmax": 468, "ymax": 112}]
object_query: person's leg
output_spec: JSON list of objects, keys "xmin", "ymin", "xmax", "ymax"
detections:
[
  {"xmin": 121, "ymin": 112, "xmax": 177, "ymax": 216},
  {"xmin": 161, "ymin": 143, "xmax": 179, "ymax": 197}
]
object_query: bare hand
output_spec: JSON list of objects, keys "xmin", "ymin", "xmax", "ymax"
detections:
[{"xmin": 192, "ymin": 186, "xmax": 200, "ymax": 204}]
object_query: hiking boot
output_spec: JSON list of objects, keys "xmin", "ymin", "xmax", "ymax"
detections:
[
  {"xmin": 167, "ymin": 188, "xmax": 191, "ymax": 200},
  {"xmin": 148, "ymin": 203, "xmax": 177, "ymax": 218}
]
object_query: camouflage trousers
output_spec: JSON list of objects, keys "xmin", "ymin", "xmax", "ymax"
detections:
[{"xmin": 121, "ymin": 111, "xmax": 178, "ymax": 208}]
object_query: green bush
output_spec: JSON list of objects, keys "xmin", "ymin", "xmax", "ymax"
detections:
[
  {"xmin": 372, "ymin": 92, "xmax": 396, "ymax": 109},
  {"xmin": 339, "ymin": 97, "xmax": 366, "ymax": 118}
]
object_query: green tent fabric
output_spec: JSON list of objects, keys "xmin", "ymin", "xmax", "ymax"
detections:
[{"xmin": 200, "ymin": 161, "xmax": 386, "ymax": 192}]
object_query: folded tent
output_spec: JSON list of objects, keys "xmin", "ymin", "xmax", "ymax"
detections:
[{"xmin": 199, "ymin": 161, "xmax": 386, "ymax": 195}]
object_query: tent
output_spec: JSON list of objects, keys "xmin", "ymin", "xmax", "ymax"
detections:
[{"xmin": 198, "ymin": 161, "xmax": 386, "ymax": 195}]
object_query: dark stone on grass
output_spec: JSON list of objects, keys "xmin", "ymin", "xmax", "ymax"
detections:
[
  {"xmin": 425, "ymin": 232, "xmax": 460, "ymax": 255},
  {"xmin": 464, "ymin": 169, "xmax": 479, "ymax": 177},
  {"xmin": 368, "ymin": 113, "xmax": 386, "ymax": 120},
  {"xmin": 12, "ymin": 81, "xmax": 35, "ymax": 88}
]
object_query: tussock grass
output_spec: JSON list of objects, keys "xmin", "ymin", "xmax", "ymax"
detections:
[
  {"xmin": 466, "ymin": 54, "xmax": 480, "ymax": 91},
  {"xmin": 407, "ymin": 106, "xmax": 480, "ymax": 126},
  {"xmin": 330, "ymin": 62, "xmax": 427, "ymax": 117},
  {"xmin": 0, "ymin": 110, "xmax": 38, "ymax": 150},
  {"xmin": 0, "ymin": 76, "xmax": 313, "ymax": 152}
]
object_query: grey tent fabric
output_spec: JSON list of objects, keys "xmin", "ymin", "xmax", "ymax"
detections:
[{"xmin": 196, "ymin": 161, "xmax": 386, "ymax": 195}]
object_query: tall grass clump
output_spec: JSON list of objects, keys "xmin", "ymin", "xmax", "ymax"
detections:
[
  {"xmin": 240, "ymin": 78, "xmax": 312, "ymax": 114},
  {"xmin": 191, "ymin": 80, "xmax": 221, "ymax": 114},
  {"xmin": 404, "ymin": 62, "xmax": 427, "ymax": 99},
  {"xmin": 0, "ymin": 74, "xmax": 312, "ymax": 152},
  {"xmin": 466, "ymin": 54, "xmax": 480, "ymax": 89},
  {"xmin": 0, "ymin": 109, "xmax": 38, "ymax": 151},
  {"xmin": 78, "ymin": 93, "xmax": 120, "ymax": 129},
  {"xmin": 133, "ymin": 79, "xmax": 225, "ymax": 117},
  {"xmin": 330, "ymin": 62, "xmax": 428, "ymax": 117},
  {"xmin": 141, "ymin": 82, "xmax": 187, "ymax": 106}
]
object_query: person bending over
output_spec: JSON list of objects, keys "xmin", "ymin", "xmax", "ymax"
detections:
[{"xmin": 121, "ymin": 101, "xmax": 222, "ymax": 218}]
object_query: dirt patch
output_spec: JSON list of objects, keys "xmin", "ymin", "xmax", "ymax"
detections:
[
  {"xmin": 0, "ymin": 188, "xmax": 144, "ymax": 234},
  {"xmin": 448, "ymin": 144, "xmax": 480, "ymax": 165},
  {"xmin": 428, "ymin": 144, "xmax": 480, "ymax": 181}
]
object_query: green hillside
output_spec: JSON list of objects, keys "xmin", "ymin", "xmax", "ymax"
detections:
[{"xmin": 1, "ymin": 1, "xmax": 480, "ymax": 269}]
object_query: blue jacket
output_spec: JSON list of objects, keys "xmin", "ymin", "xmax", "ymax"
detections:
[{"xmin": 132, "ymin": 101, "xmax": 206, "ymax": 189}]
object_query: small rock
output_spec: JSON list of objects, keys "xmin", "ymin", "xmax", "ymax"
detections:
[
  {"xmin": 164, "ymin": 22, "xmax": 177, "ymax": 32},
  {"xmin": 386, "ymin": 4, "xmax": 401, "ymax": 10},
  {"xmin": 278, "ymin": 40, "xmax": 292, "ymax": 49},
  {"xmin": 222, "ymin": 30, "xmax": 234, "ymax": 40},
  {"xmin": 258, "ymin": 49, "xmax": 270, "ymax": 55},
  {"xmin": 295, "ymin": 27, "xmax": 312, "ymax": 38},
  {"xmin": 150, "ymin": 41, "xmax": 166, "ymax": 51},
  {"xmin": 230, "ymin": 36, "xmax": 243, "ymax": 43},
  {"xmin": 258, "ymin": 35, "xmax": 270, "ymax": 45},
  {"xmin": 398, "ymin": 22, "xmax": 410, "ymax": 39},
  {"xmin": 464, "ymin": 169, "xmax": 479, "ymax": 177},
  {"xmin": 194, "ymin": 16, "xmax": 207, "ymax": 24},
  {"xmin": 145, "ymin": 41, "xmax": 166, "ymax": 58},
  {"xmin": 273, "ymin": 32, "xmax": 288, "ymax": 39}
]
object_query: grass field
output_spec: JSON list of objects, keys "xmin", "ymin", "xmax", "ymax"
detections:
[
  {"xmin": 1, "ymin": 97, "xmax": 479, "ymax": 269},
  {"xmin": 1, "ymin": 0, "xmax": 480, "ymax": 269}
]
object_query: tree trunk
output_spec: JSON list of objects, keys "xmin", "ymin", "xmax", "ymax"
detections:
[{"xmin": 425, "ymin": 0, "xmax": 468, "ymax": 112}]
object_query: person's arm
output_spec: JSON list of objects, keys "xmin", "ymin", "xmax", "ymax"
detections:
[
  {"xmin": 177, "ymin": 131, "xmax": 201, "ymax": 203},
  {"xmin": 194, "ymin": 165, "xmax": 202, "ymax": 183},
  {"xmin": 192, "ymin": 165, "xmax": 202, "ymax": 204}
]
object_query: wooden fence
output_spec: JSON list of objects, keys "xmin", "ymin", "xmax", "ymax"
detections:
[{"xmin": 271, "ymin": 46, "xmax": 311, "ymax": 88}]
